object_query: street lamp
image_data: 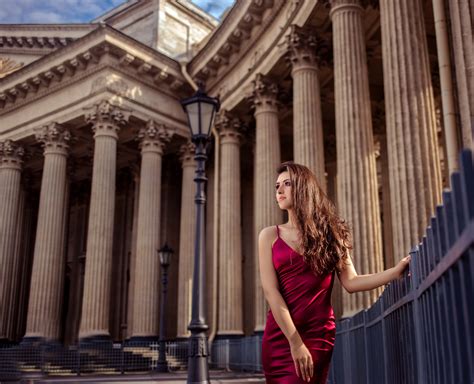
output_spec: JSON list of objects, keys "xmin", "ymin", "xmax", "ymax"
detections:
[
  {"xmin": 181, "ymin": 88, "xmax": 220, "ymax": 383},
  {"xmin": 157, "ymin": 243, "xmax": 173, "ymax": 373}
]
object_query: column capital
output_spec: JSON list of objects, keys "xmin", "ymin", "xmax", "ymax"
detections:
[
  {"xmin": 35, "ymin": 122, "xmax": 71, "ymax": 155},
  {"xmin": 179, "ymin": 141, "xmax": 196, "ymax": 167},
  {"xmin": 250, "ymin": 74, "xmax": 280, "ymax": 113},
  {"xmin": 0, "ymin": 140, "xmax": 24, "ymax": 169},
  {"xmin": 84, "ymin": 100, "xmax": 130, "ymax": 139},
  {"xmin": 330, "ymin": 0, "xmax": 378, "ymax": 15},
  {"xmin": 137, "ymin": 120, "xmax": 173, "ymax": 155},
  {"xmin": 214, "ymin": 110, "xmax": 243, "ymax": 145},
  {"xmin": 286, "ymin": 25, "xmax": 330, "ymax": 71}
]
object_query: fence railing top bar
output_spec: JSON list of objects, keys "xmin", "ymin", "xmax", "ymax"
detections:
[{"xmin": 416, "ymin": 219, "xmax": 474, "ymax": 295}]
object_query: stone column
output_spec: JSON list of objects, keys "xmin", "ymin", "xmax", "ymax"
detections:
[
  {"xmin": 215, "ymin": 111, "xmax": 244, "ymax": 336},
  {"xmin": 287, "ymin": 25, "xmax": 327, "ymax": 191},
  {"xmin": 130, "ymin": 121, "xmax": 171, "ymax": 339},
  {"xmin": 176, "ymin": 141, "xmax": 196, "ymax": 338},
  {"xmin": 126, "ymin": 167, "xmax": 140, "ymax": 339},
  {"xmin": 15, "ymin": 178, "xmax": 36, "ymax": 341},
  {"xmin": 24, "ymin": 123, "xmax": 70, "ymax": 340},
  {"xmin": 79, "ymin": 101, "xmax": 129, "ymax": 340},
  {"xmin": 373, "ymin": 105, "xmax": 394, "ymax": 269},
  {"xmin": 448, "ymin": 0, "xmax": 473, "ymax": 149},
  {"xmin": 0, "ymin": 140, "xmax": 24, "ymax": 341},
  {"xmin": 330, "ymin": 0, "xmax": 384, "ymax": 315},
  {"xmin": 379, "ymin": 0, "xmax": 442, "ymax": 261},
  {"xmin": 8, "ymin": 187, "xmax": 26, "ymax": 340},
  {"xmin": 252, "ymin": 74, "xmax": 282, "ymax": 332}
]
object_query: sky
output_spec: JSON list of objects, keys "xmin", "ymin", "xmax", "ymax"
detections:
[{"xmin": 0, "ymin": 0, "xmax": 234, "ymax": 24}]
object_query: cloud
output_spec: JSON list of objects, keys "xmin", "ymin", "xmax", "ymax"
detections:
[
  {"xmin": 191, "ymin": 0, "xmax": 235, "ymax": 19},
  {"xmin": 0, "ymin": 0, "xmax": 127, "ymax": 23},
  {"xmin": 0, "ymin": 0, "xmax": 235, "ymax": 24},
  {"xmin": 28, "ymin": 11, "xmax": 64, "ymax": 24}
]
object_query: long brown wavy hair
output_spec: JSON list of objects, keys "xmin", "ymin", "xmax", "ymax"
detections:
[{"xmin": 277, "ymin": 161, "xmax": 352, "ymax": 276}]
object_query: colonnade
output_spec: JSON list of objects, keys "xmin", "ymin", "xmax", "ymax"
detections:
[{"xmin": 0, "ymin": 0, "xmax": 469, "ymax": 341}]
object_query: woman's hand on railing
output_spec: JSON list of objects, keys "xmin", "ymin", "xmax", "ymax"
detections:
[{"xmin": 393, "ymin": 255, "xmax": 411, "ymax": 280}]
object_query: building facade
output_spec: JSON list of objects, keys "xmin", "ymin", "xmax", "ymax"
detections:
[{"xmin": 0, "ymin": 0, "xmax": 472, "ymax": 347}]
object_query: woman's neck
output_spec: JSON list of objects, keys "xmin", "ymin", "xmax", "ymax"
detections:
[{"xmin": 287, "ymin": 210, "xmax": 297, "ymax": 228}]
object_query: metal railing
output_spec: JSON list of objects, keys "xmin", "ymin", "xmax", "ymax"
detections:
[
  {"xmin": 328, "ymin": 149, "xmax": 474, "ymax": 384},
  {"xmin": 210, "ymin": 335, "xmax": 263, "ymax": 372},
  {"xmin": 0, "ymin": 339, "xmax": 190, "ymax": 380}
]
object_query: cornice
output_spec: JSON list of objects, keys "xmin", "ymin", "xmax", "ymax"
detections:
[
  {"xmin": 188, "ymin": 0, "xmax": 276, "ymax": 76},
  {"xmin": 188, "ymin": 0, "xmax": 308, "ymax": 102},
  {"xmin": 0, "ymin": 24, "xmax": 95, "ymax": 32},
  {"xmin": 207, "ymin": 0, "xmax": 304, "ymax": 105},
  {"xmin": 0, "ymin": 24, "xmax": 182, "ymax": 87},
  {"xmin": 0, "ymin": 25, "xmax": 190, "ymax": 111},
  {"xmin": 0, "ymin": 35, "xmax": 75, "ymax": 50}
]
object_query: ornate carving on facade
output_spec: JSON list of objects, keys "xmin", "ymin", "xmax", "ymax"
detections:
[
  {"xmin": 214, "ymin": 110, "xmax": 243, "ymax": 143},
  {"xmin": 0, "ymin": 27, "xmax": 188, "ymax": 110},
  {"xmin": 34, "ymin": 123, "xmax": 71, "ymax": 152},
  {"xmin": 90, "ymin": 75, "xmax": 131, "ymax": 97},
  {"xmin": 0, "ymin": 140, "xmax": 25, "ymax": 167},
  {"xmin": 137, "ymin": 120, "xmax": 173, "ymax": 153},
  {"xmin": 119, "ymin": 54, "xmax": 135, "ymax": 66},
  {"xmin": 0, "ymin": 57, "xmax": 24, "ymax": 79},
  {"xmin": 192, "ymin": 0, "xmax": 287, "ymax": 83},
  {"xmin": 179, "ymin": 140, "xmax": 196, "ymax": 164},
  {"xmin": 286, "ymin": 25, "xmax": 331, "ymax": 68},
  {"xmin": 0, "ymin": 36, "xmax": 74, "ymax": 50},
  {"xmin": 250, "ymin": 74, "xmax": 280, "ymax": 111},
  {"xmin": 84, "ymin": 100, "xmax": 130, "ymax": 136}
]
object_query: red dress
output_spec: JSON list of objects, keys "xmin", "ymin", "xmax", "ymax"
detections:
[{"xmin": 262, "ymin": 225, "xmax": 336, "ymax": 383}]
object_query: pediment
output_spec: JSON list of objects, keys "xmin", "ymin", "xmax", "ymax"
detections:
[{"xmin": 0, "ymin": 24, "xmax": 193, "ymax": 111}]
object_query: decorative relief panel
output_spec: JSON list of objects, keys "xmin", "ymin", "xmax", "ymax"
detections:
[
  {"xmin": 0, "ymin": 57, "xmax": 24, "ymax": 79},
  {"xmin": 90, "ymin": 75, "xmax": 131, "ymax": 97}
]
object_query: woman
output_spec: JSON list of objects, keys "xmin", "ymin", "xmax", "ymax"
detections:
[{"xmin": 259, "ymin": 162, "xmax": 411, "ymax": 383}]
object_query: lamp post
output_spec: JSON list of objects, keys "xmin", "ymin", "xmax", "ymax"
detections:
[
  {"xmin": 157, "ymin": 243, "xmax": 173, "ymax": 372},
  {"xmin": 181, "ymin": 88, "xmax": 220, "ymax": 383}
]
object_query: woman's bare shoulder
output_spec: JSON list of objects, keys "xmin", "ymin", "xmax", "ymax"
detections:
[{"xmin": 258, "ymin": 226, "xmax": 278, "ymax": 245}]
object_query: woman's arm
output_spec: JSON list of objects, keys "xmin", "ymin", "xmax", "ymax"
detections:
[
  {"xmin": 258, "ymin": 226, "xmax": 313, "ymax": 381},
  {"xmin": 337, "ymin": 251, "xmax": 411, "ymax": 293}
]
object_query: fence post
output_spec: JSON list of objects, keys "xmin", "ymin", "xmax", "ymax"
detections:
[
  {"xmin": 410, "ymin": 245, "xmax": 426, "ymax": 383},
  {"xmin": 363, "ymin": 310, "xmax": 369, "ymax": 383},
  {"xmin": 381, "ymin": 294, "xmax": 389, "ymax": 384}
]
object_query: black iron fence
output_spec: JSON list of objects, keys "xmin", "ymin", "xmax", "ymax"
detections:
[
  {"xmin": 0, "ymin": 339, "xmax": 189, "ymax": 381},
  {"xmin": 329, "ymin": 149, "xmax": 474, "ymax": 384}
]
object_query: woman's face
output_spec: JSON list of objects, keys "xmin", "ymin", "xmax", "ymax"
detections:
[{"xmin": 275, "ymin": 171, "xmax": 293, "ymax": 209}]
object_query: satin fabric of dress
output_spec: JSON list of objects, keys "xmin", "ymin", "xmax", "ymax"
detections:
[{"xmin": 262, "ymin": 225, "xmax": 336, "ymax": 383}]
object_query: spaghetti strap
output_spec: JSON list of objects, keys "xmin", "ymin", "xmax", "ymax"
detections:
[{"xmin": 275, "ymin": 225, "xmax": 280, "ymax": 238}]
